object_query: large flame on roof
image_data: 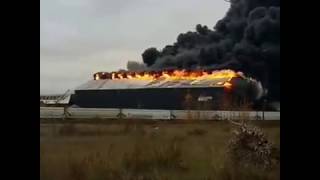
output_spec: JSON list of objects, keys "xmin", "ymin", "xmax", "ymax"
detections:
[{"xmin": 93, "ymin": 69, "xmax": 245, "ymax": 90}]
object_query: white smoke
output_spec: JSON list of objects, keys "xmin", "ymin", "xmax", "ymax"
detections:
[
  {"xmin": 255, "ymin": 81, "xmax": 264, "ymax": 100},
  {"xmin": 248, "ymin": 78, "xmax": 267, "ymax": 100}
]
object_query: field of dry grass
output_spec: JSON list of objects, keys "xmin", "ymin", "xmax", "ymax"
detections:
[{"xmin": 40, "ymin": 120, "xmax": 280, "ymax": 180}]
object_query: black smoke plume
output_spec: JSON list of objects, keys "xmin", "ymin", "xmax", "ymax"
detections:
[
  {"xmin": 127, "ymin": 61, "xmax": 147, "ymax": 71},
  {"xmin": 141, "ymin": 0, "xmax": 280, "ymax": 101}
]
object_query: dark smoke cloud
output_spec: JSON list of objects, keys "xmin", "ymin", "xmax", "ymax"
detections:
[
  {"xmin": 141, "ymin": 0, "xmax": 280, "ymax": 101},
  {"xmin": 127, "ymin": 61, "xmax": 147, "ymax": 71}
]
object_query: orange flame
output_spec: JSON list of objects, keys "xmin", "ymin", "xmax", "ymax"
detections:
[
  {"xmin": 94, "ymin": 69, "xmax": 243, "ymax": 81},
  {"xmin": 223, "ymin": 82, "xmax": 233, "ymax": 89},
  {"xmin": 92, "ymin": 69, "xmax": 248, "ymax": 91}
]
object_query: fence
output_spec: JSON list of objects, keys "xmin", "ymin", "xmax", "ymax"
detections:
[{"xmin": 40, "ymin": 107, "xmax": 280, "ymax": 120}]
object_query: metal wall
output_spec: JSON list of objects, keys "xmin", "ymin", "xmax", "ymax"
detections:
[
  {"xmin": 72, "ymin": 88, "xmax": 227, "ymax": 110},
  {"xmin": 40, "ymin": 107, "xmax": 280, "ymax": 120}
]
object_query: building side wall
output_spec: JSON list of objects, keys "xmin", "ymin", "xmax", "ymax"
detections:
[{"xmin": 72, "ymin": 88, "xmax": 228, "ymax": 110}]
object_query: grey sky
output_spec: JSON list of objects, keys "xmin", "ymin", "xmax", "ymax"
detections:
[{"xmin": 40, "ymin": 0, "xmax": 229, "ymax": 94}]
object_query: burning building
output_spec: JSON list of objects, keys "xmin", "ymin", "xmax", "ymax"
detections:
[
  {"xmin": 69, "ymin": 0, "xmax": 279, "ymax": 110},
  {"xmin": 70, "ymin": 69, "xmax": 263, "ymax": 110}
]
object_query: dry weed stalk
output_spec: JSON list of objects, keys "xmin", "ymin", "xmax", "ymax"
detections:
[{"xmin": 227, "ymin": 119, "xmax": 279, "ymax": 169}]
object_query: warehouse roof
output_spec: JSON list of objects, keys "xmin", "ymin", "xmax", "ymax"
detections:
[
  {"xmin": 40, "ymin": 90, "xmax": 73, "ymax": 104},
  {"xmin": 75, "ymin": 77, "xmax": 235, "ymax": 90}
]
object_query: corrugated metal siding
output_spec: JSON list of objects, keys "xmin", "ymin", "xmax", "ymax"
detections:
[{"xmin": 75, "ymin": 77, "xmax": 231, "ymax": 90}]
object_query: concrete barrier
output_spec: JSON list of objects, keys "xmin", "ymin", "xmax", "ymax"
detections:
[
  {"xmin": 40, "ymin": 107, "xmax": 64, "ymax": 118},
  {"xmin": 67, "ymin": 108, "xmax": 120, "ymax": 119},
  {"xmin": 122, "ymin": 109, "xmax": 171, "ymax": 120}
]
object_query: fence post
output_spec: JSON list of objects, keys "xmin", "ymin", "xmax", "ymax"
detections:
[
  {"xmin": 169, "ymin": 110, "xmax": 176, "ymax": 120},
  {"xmin": 117, "ymin": 108, "xmax": 125, "ymax": 120},
  {"xmin": 262, "ymin": 99, "xmax": 266, "ymax": 121},
  {"xmin": 63, "ymin": 106, "xmax": 71, "ymax": 119}
]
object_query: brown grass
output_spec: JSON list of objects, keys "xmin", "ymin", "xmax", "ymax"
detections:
[{"xmin": 40, "ymin": 121, "xmax": 279, "ymax": 180}]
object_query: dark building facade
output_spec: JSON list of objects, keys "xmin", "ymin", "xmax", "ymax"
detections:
[
  {"xmin": 70, "ymin": 76, "xmax": 259, "ymax": 110},
  {"xmin": 71, "ymin": 87, "xmax": 231, "ymax": 110}
]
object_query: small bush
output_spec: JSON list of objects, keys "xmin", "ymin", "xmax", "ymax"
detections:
[{"xmin": 227, "ymin": 122, "xmax": 279, "ymax": 169}]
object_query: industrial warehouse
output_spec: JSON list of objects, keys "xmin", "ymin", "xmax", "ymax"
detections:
[{"xmin": 69, "ymin": 69, "xmax": 263, "ymax": 110}]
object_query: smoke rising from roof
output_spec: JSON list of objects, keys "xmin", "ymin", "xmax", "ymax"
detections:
[
  {"xmin": 126, "ymin": 61, "xmax": 147, "ymax": 71},
  {"xmin": 139, "ymin": 0, "xmax": 280, "ymax": 100}
]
